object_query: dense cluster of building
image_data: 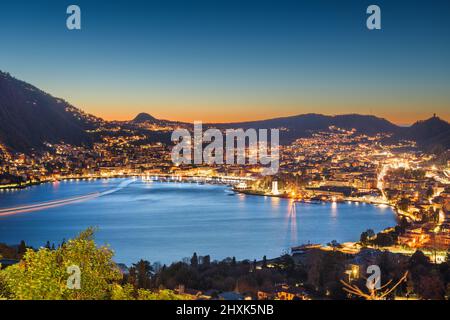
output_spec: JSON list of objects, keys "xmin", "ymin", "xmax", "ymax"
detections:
[{"xmin": 1, "ymin": 124, "xmax": 449, "ymax": 254}]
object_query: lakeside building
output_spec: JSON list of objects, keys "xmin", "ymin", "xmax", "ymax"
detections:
[
  {"xmin": 271, "ymin": 180, "xmax": 279, "ymax": 195},
  {"xmin": 398, "ymin": 228, "xmax": 431, "ymax": 248}
]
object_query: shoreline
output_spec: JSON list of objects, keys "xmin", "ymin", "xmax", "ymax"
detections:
[
  {"xmin": 234, "ymin": 187, "xmax": 398, "ymax": 208},
  {"xmin": 1, "ymin": 174, "xmax": 400, "ymax": 217},
  {"xmin": 1, "ymin": 176, "xmax": 402, "ymax": 258},
  {"xmin": 0, "ymin": 176, "xmax": 418, "ymax": 227},
  {"xmin": 0, "ymin": 175, "xmax": 136, "ymax": 190},
  {"xmin": 233, "ymin": 187, "xmax": 406, "ymax": 243},
  {"xmin": 0, "ymin": 172, "xmax": 253, "ymax": 191}
]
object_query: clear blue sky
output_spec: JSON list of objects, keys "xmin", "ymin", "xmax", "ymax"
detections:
[{"xmin": 1, "ymin": 0, "xmax": 449, "ymax": 124}]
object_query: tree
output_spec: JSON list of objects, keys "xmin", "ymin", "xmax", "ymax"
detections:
[
  {"xmin": 17, "ymin": 240, "xmax": 27, "ymax": 256},
  {"xmin": 136, "ymin": 288, "xmax": 191, "ymax": 300},
  {"xmin": 127, "ymin": 267, "xmax": 137, "ymax": 288},
  {"xmin": 152, "ymin": 262, "xmax": 162, "ymax": 273},
  {"xmin": 416, "ymin": 273, "xmax": 445, "ymax": 300},
  {"xmin": 360, "ymin": 232, "xmax": 368, "ymax": 245},
  {"xmin": 360, "ymin": 229, "xmax": 375, "ymax": 245},
  {"xmin": 111, "ymin": 283, "xmax": 136, "ymax": 300},
  {"xmin": 305, "ymin": 250, "xmax": 323, "ymax": 290},
  {"xmin": 1, "ymin": 228, "xmax": 188, "ymax": 300},
  {"xmin": 327, "ymin": 240, "xmax": 341, "ymax": 251},
  {"xmin": 409, "ymin": 250, "xmax": 430, "ymax": 269},
  {"xmin": 408, "ymin": 250, "xmax": 432, "ymax": 294},
  {"xmin": 262, "ymin": 255, "xmax": 267, "ymax": 268},
  {"xmin": 398, "ymin": 217, "xmax": 410, "ymax": 233},
  {"xmin": 203, "ymin": 255, "xmax": 211, "ymax": 267},
  {"xmin": 0, "ymin": 270, "xmax": 10, "ymax": 299},
  {"xmin": 190, "ymin": 252, "xmax": 198, "ymax": 268},
  {"xmin": 132, "ymin": 259, "xmax": 153, "ymax": 289},
  {"xmin": 425, "ymin": 186, "xmax": 434, "ymax": 199},
  {"xmin": 372, "ymin": 232, "xmax": 395, "ymax": 247},
  {"xmin": 110, "ymin": 284, "xmax": 191, "ymax": 300},
  {"xmin": 397, "ymin": 197, "xmax": 410, "ymax": 212},
  {"xmin": 341, "ymin": 271, "xmax": 409, "ymax": 300},
  {"xmin": 1, "ymin": 227, "xmax": 122, "ymax": 300}
]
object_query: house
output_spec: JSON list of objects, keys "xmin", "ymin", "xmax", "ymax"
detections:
[
  {"xmin": 275, "ymin": 284, "xmax": 309, "ymax": 300},
  {"xmin": 175, "ymin": 285, "xmax": 201, "ymax": 298},
  {"xmin": 175, "ymin": 285, "xmax": 212, "ymax": 300},
  {"xmin": 433, "ymin": 232, "xmax": 450, "ymax": 250},
  {"xmin": 398, "ymin": 228, "xmax": 430, "ymax": 248},
  {"xmin": 257, "ymin": 290, "xmax": 274, "ymax": 300}
]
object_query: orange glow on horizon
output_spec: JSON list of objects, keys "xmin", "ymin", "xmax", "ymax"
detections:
[{"xmin": 87, "ymin": 106, "xmax": 450, "ymax": 126}]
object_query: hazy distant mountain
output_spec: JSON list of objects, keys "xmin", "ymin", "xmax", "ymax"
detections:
[
  {"xmin": 213, "ymin": 113, "xmax": 398, "ymax": 132},
  {"xmin": 132, "ymin": 112, "xmax": 157, "ymax": 123},
  {"xmin": 207, "ymin": 113, "xmax": 401, "ymax": 143},
  {"xmin": 402, "ymin": 116, "xmax": 450, "ymax": 150},
  {"xmin": 212, "ymin": 113, "xmax": 449, "ymax": 149},
  {"xmin": 0, "ymin": 71, "xmax": 100, "ymax": 152},
  {"xmin": 0, "ymin": 71, "xmax": 448, "ymax": 153}
]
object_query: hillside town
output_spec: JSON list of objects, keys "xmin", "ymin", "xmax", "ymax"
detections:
[{"xmin": 1, "ymin": 123, "xmax": 449, "ymax": 257}]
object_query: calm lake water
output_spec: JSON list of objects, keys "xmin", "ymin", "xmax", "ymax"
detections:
[{"xmin": 0, "ymin": 178, "xmax": 396, "ymax": 264}]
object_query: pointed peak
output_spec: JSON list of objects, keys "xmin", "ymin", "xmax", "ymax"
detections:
[{"xmin": 133, "ymin": 113, "xmax": 156, "ymax": 123}]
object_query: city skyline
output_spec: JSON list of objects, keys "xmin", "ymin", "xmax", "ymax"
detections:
[
  {"xmin": 1, "ymin": 0, "xmax": 449, "ymax": 125},
  {"xmin": 1, "ymin": 0, "xmax": 449, "ymax": 304}
]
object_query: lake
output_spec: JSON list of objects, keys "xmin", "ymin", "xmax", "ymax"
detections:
[{"xmin": 0, "ymin": 178, "xmax": 396, "ymax": 264}]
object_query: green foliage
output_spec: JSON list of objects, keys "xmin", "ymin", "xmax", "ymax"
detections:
[
  {"xmin": 372, "ymin": 232, "xmax": 396, "ymax": 247},
  {"xmin": 1, "ymin": 227, "xmax": 122, "ymax": 300},
  {"xmin": 190, "ymin": 252, "xmax": 198, "ymax": 268},
  {"xmin": 130, "ymin": 259, "xmax": 153, "ymax": 289},
  {"xmin": 360, "ymin": 229, "xmax": 375, "ymax": 245},
  {"xmin": 1, "ymin": 227, "xmax": 448, "ymax": 300},
  {"xmin": 137, "ymin": 289, "xmax": 191, "ymax": 300},
  {"xmin": 0, "ymin": 227, "xmax": 191, "ymax": 300},
  {"xmin": 110, "ymin": 284, "xmax": 189, "ymax": 300},
  {"xmin": 111, "ymin": 284, "xmax": 137, "ymax": 300},
  {"xmin": 327, "ymin": 240, "xmax": 342, "ymax": 251},
  {"xmin": 0, "ymin": 271, "xmax": 11, "ymax": 299}
]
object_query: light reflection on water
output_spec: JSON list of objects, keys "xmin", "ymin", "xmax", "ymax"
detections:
[
  {"xmin": 285, "ymin": 200, "xmax": 297, "ymax": 246},
  {"xmin": 331, "ymin": 201, "xmax": 338, "ymax": 218},
  {"xmin": 0, "ymin": 179, "xmax": 396, "ymax": 265}
]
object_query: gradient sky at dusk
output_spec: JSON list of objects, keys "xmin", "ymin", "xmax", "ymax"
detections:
[{"xmin": 1, "ymin": 0, "xmax": 449, "ymax": 124}]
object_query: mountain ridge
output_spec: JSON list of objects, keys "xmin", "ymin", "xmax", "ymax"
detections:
[
  {"xmin": 0, "ymin": 71, "xmax": 102, "ymax": 152},
  {"xmin": 1, "ymin": 71, "xmax": 448, "ymax": 152}
]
